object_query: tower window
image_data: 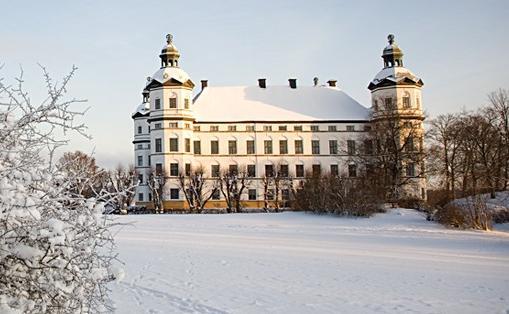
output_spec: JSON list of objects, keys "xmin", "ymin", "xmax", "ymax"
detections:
[
  {"xmin": 155, "ymin": 98, "xmax": 161, "ymax": 110},
  {"xmin": 137, "ymin": 126, "xmax": 142, "ymax": 134},
  {"xmin": 403, "ymin": 96, "xmax": 411, "ymax": 109},
  {"xmin": 373, "ymin": 100, "xmax": 378, "ymax": 110},
  {"xmin": 137, "ymin": 155, "xmax": 143, "ymax": 167},
  {"xmin": 170, "ymin": 163, "xmax": 179, "ymax": 176},
  {"xmin": 384, "ymin": 97, "xmax": 393, "ymax": 109},
  {"xmin": 184, "ymin": 98, "xmax": 190, "ymax": 109},
  {"xmin": 155, "ymin": 138, "xmax": 162, "ymax": 153},
  {"xmin": 169, "ymin": 97, "xmax": 177, "ymax": 109},
  {"xmin": 406, "ymin": 163, "xmax": 416, "ymax": 177},
  {"xmin": 185, "ymin": 138, "xmax": 191, "ymax": 153},
  {"xmin": 169, "ymin": 138, "xmax": 178, "ymax": 152}
]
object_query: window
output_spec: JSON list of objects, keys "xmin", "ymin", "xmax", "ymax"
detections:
[
  {"xmin": 149, "ymin": 193, "xmax": 152, "ymax": 201},
  {"xmin": 184, "ymin": 98, "xmax": 190, "ymax": 109},
  {"xmin": 138, "ymin": 174, "xmax": 143, "ymax": 184},
  {"xmin": 312, "ymin": 164, "xmax": 321, "ymax": 176},
  {"xmin": 416, "ymin": 97, "xmax": 420, "ymax": 108},
  {"xmin": 247, "ymin": 165, "xmax": 256, "ymax": 177},
  {"xmin": 248, "ymin": 189, "xmax": 257, "ymax": 201},
  {"xmin": 312, "ymin": 140, "xmax": 320, "ymax": 155},
  {"xmin": 264, "ymin": 140, "xmax": 273, "ymax": 154},
  {"xmin": 294, "ymin": 125, "xmax": 302, "ymax": 131},
  {"xmin": 278, "ymin": 125, "xmax": 287, "ymax": 131},
  {"xmin": 170, "ymin": 163, "xmax": 179, "ymax": 176},
  {"xmin": 155, "ymin": 138, "xmax": 162, "ymax": 152},
  {"xmin": 137, "ymin": 144, "xmax": 142, "ymax": 149},
  {"xmin": 384, "ymin": 97, "xmax": 392, "ymax": 109},
  {"xmin": 403, "ymin": 96, "xmax": 411, "ymax": 109},
  {"xmin": 265, "ymin": 164, "xmax": 274, "ymax": 177},
  {"xmin": 185, "ymin": 138, "xmax": 191, "ymax": 153},
  {"xmin": 169, "ymin": 122, "xmax": 178, "ymax": 128},
  {"xmin": 364, "ymin": 140, "xmax": 374, "ymax": 155},
  {"xmin": 263, "ymin": 125, "xmax": 272, "ymax": 132},
  {"xmin": 137, "ymin": 126, "xmax": 142, "ymax": 134},
  {"xmin": 185, "ymin": 123, "xmax": 191, "ymax": 129},
  {"xmin": 212, "ymin": 189, "xmax": 221, "ymax": 200},
  {"xmin": 211, "ymin": 165, "xmax": 220, "ymax": 177},
  {"xmin": 328, "ymin": 125, "xmax": 337, "ymax": 132},
  {"xmin": 330, "ymin": 164, "xmax": 339, "ymax": 176},
  {"xmin": 348, "ymin": 164, "xmax": 357, "ymax": 177},
  {"xmin": 185, "ymin": 163, "xmax": 191, "ymax": 176},
  {"xmin": 194, "ymin": 140, "xmax": 201, "ymax": 155},
  {"xmin": 347, "ymin": 140, "xmax": 356, "ymax": 155},
  {"xmin": 228, "ymin": 125, "xmax": 237, "ymax": 132},
  {"xmin": 346, "ymin": 125, "xmax": 355, "ymax": 131},
  {"xmin": 279, "ymin": 140, "xmax": 288, "ymax": 154},
  {"xmin": 406, "ymin": 136, "xmax": 414, "ymax": 152},
  {"xmin": 228, "ymin": 140, "xmax": 237, "ymax": 154},
  {"xmin": 329, "ymin": 140, "xmax": 338, "ymax": 155},
  {"xmin": 246, "ymin": 125, "xmax": 255, "ymax": 132},
  {"xmin": 295, "ymin": 164, "xmax": 304, "ymax": 178},
  {"xmin": 194, "ymin": 125, "xmax": 201, "ymax": 131},
  {"xmin": 246, "ymin": 140, "xmax": 255, "ymax": 154},
  {"xmin": 211, "ymin": 140, "xmax": 219, "ymax": 154},
  {"xmin": 138, "ymin": 193, "xmax": 144, "ymax": 201},
  {"xmin": 373, "ymin": 100, "xmax": 378, "ymax": 110},
  {"xmin": 310, "ymin": 125, "xmax": 319, "ymax": 132},
  {"xmin": 155, "ymin": 163, "xmax": 163, "ymax": 175},
  {"xmin": 169, "ymin": 97, "xmax": 177, "ymax": 109},
  {"xmin": 279, "ymin": 165, "xmax": 289, "ymax": 177},
  {"xmin": 229, "ymin": 164, "xmax": 238, "ymax": 175},
  {"xmin": 137, "ymin": 156, "xmax": 143, "ymax": 167},
  {"xmin": 295, "ymin": 140, "xmax": 303, "ymax": 154},
  {"xmin": 406, "ymin": 163, "xmax": 416, "ymax": 177},
  {"xmin": 210, "ymin": 125, "xmax": 219, "ymax": 132},
  {"xmin": 169, "ymin": 138, "xmax": 179, "ymax": 152},
  {"xmin": 154, "ymin": 123, "xmax": 162, "ymax": 129},
  {"xmin": 266, "ymin": 189, "xmax": 275, "ymax": 200},
  {"xmin": 170, "ymin": 188, "xmax": 179, "ymax": 199},
  {"xmin": 364, "ymin": 125, "xmax": 372, "ymax": 131},
  {"xmin": 155, "ymin": 98, "xmax": 161, "ymax": 110},
  {"xmin": 282, "ymin": 189, "xmax": 290, "ymax": 201}
]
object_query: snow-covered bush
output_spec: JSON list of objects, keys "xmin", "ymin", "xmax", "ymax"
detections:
[{"xmin": 0, "ymin": 66, "xmax": 121, "ymax": 313}]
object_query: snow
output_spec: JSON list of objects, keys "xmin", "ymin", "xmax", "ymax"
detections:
[
  {"xmin": 132, "ymin": 101, "xmax": 150, "ymax": 116},
  {"xmin": 151, "ymin": 67, "xmax": 191, "ymax": 85},
  {"xmin": 193, "ymin": 86, "xmax": 370, "ymax": 122},
  {"xmin": 110, "ymin": 209, "xmax": 509, "ymax": 313},
  {"xmin": 454, "ymin": 191, "xmax": 509, "ymax": 212},
  {"xmin": 371, "ymin": 66, "xmax": 421, "ymax": 86}
]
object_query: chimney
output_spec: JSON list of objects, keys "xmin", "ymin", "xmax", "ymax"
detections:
[
  {"xmin": 258, "ymin": 78, "xmax": 266, "ymax": 88},
  {"xmin": 327, "ymin": 80, "xmax": 337, "ymax": 87},
  {"xmin": 288, "ymin": 78, "xmax": 297, "ymax": 89},
  {"xmin": 201, "ymin": 80, "xmax": 208, "ymax": 90}
]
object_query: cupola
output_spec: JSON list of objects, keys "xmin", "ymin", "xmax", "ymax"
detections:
[
  {"xmin": 160, "ymin": 34, "xmax": 181, "ymax": 68},
  {"xmin": 382, "ymin": 34, "xmax": 404, "ymax": 68}
]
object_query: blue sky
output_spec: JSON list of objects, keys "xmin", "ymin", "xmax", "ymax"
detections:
[{"xmin": 1, "ymin": 0, "xmax": 508, "ymax": 168}]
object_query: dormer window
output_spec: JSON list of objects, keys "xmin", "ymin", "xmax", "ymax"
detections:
[{"xmin": 169, "ymin": 97, "xmax": 177, "ymax": 109}]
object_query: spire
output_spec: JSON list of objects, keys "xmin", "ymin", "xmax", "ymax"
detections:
[
  {"xmin": 382, "ymin": 34, "xmax": 404, "ymax": 68},
  {"xmin": 159, "ymin": 33, "xmax": 181, "ymax": 68}
]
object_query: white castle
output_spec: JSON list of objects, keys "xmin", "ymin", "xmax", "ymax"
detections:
[{"xmin": 132, "ymin": 34, "xmax": 425, "ymax": 210}]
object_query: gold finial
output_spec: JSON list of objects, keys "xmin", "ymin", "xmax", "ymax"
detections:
[
  {"xmin": 166, "ymin": 34, "xmax": 173, "ymax": 45},
  {"xmin": 387, "ymin": 34, "xmax": 395, "ymax": 45}
]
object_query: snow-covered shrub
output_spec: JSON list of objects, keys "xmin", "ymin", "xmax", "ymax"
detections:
[
  {"xmin": 435, "ymin": 196, "xmax": 492, "ymax": 230},
  {"xmin": 0, "ymin": 66, "xmax": 121, "ymax": 313}
]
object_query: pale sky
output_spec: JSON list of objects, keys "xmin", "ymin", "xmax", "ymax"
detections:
[{"xmin": 1, "ymin": 0, "xmax": 508, "ymax": 168}]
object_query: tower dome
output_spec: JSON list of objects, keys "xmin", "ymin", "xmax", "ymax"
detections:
[
  {"xmin": 160, "ymin": 34, "xmax": 181, "ymax": 68},
  {"xmin": 382, "ymin": 34, "xmax": 404, "ymax": 68}
]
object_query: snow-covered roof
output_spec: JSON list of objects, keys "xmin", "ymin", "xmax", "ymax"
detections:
[
  {"xmin": 370, "ymin": 66, "xmax": 421, "ymax": 86},
  {"xmin": 132, "ymin": 102, "xmax": 150, "ymax": 118},
  {"xmin": 193, "ymin": 86, "xmax": 370, "ymax": 122},
  {"xmin": 151, "ymin": 67, "xmax": 191, "ymax": 85}
]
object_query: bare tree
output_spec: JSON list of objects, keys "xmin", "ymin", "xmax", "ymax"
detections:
[
  {"xmin": 178, "ymin": 166, "xmax": 219, "ymax": 213},
  {"xmin": 107, "ymin": 163, "xmax": 136, "ymax": 212},
  {"xmin": 487, "ymin": 89, "xmax": 509, "ymax": 190},
  {"xmin": 219, "ymin": 165, "xmax": 250, "ymax": 213},
  {"xmin": 147, "ymin": 167, "xmax": 167, "ymax": 213}
]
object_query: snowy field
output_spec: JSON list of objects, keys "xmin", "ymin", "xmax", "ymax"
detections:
[{"xmin": 110, "ymin": 209, "xmax": 509, "ymax": 314}]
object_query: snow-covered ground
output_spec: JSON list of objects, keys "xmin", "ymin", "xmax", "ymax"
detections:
[{"xmin": 110, "ymin": 209, "xmax": 509, "ymax": 314}]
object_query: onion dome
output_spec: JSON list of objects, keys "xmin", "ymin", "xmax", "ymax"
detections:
[{"xmin": 160, "ymin": 34, "xmax": 181, "ymax": 68}]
